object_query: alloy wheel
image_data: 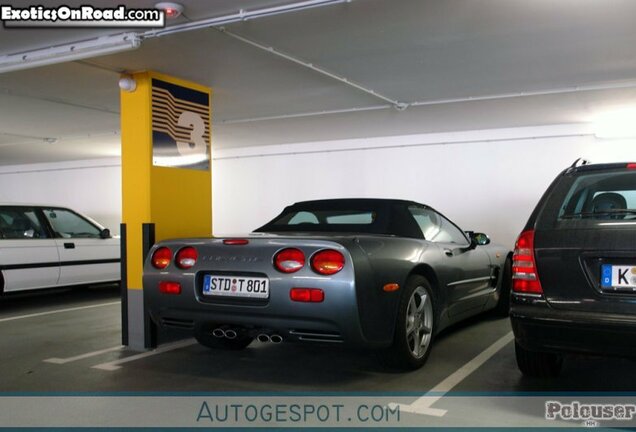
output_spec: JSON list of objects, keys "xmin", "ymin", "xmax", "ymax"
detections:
[{"xmin": 405, "ymin": 286, "xmax": 433, "ymax": 358}]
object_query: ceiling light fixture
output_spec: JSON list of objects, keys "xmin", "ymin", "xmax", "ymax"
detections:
[
  {"xmin": 593, "ymin": 106, "xmax": 636, "ymax": 139},
  {"xmin": 155, "ymin": 2, "xmax": 184, "ymax": 19},
  {"xmin": 0, "ymin": 33, "xmax": 141, "ymax": 74},
  {"xmin": 0, "ymin": 0, "xmax": 345, "ymax": 74}
]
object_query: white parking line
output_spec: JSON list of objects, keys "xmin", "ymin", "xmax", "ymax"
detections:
[
  {"xmin": 390, "ymin": 331, "xmax": 514, "ymax": 417},
  {"xmin": 44, "ymin": 345, "xmax": 123, "ymax": 364},
  {"xmin": 91, "ymin": 339, "xmax": 197, "ymax": 371},
  {"xmin": 0, "ymin": 301, "xmax": 120, "ymax": 323}
]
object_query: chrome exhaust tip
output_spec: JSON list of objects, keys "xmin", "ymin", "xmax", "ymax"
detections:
[
  {"xmin": 257, "ymin": 334, "xmax": 271, "ymax": 343},
  {"xmin": 270, "ymin": 334, "xmax": 283, "ymax": 344},
  {"xmin": 225, "ymin": 329, "xmax": 237, "ymax": 339},
  {"xmin": 212, "ymin": 328, "xmax": 226, "ymax": 338}
]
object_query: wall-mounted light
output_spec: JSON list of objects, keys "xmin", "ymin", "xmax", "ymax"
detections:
[
  {"xmin": 119, "ymin": 75, "xmax": 137, "ymax": 92},
  {"xmin": 593, "ymin": 106, "xmax": 636, "ymax": 139}
]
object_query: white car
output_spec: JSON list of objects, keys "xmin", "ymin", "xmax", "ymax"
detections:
[{"xmin": 0, "ymin": 204, "xmax": 120, "ymax": 293}]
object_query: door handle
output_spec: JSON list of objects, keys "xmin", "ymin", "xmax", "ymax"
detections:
[
  {"xmin": 64, "ymin": 242, "xmax": 75, "ymax": 249},
  {"xmin": 444, "ymin": 248, "xmax": 453, "ymax": 257}
]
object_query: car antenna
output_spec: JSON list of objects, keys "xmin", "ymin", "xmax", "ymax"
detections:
[{"xmin": 570, "ymin": 158, "xmax": 590, "ymax": 168}]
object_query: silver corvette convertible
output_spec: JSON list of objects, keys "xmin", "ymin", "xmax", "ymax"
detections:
[{"xmin": 144, "ymin": 199, "xmax": 511, "ymax": 369}]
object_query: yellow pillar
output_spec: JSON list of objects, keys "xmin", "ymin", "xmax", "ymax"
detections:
[{"xmin": 120, "ymin": 71, "xmax": 212, "ymax": 349}]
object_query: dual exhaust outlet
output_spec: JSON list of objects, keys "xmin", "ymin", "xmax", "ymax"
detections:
[
  {"xmin": 257, "ymin": 333, "xmax": 283, "ymax": 344},
  {"xmin": 212, "ymin": 327, "xmax": 282, "ymax": 344},
  {"xmin": 212, "ymin": 328, "xmax": 238, "ymax": 339}
]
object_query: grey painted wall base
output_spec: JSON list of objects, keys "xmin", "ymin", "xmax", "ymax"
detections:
[{"xmin": 126, "ymin": 288, "xmax": 147, "ymax": 352}]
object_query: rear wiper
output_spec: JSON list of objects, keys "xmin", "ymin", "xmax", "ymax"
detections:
[{"xmin": 561, "ymin": 209, "xmax": 636, "ymax": 219}]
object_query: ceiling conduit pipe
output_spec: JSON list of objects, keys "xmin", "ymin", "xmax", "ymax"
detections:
[
  {"xmin": 142, "ymin": 0, "xmax": 353, "ymax": 39},
  {"xmin": 217, "ymin": 28, "xmax": 409, "ymax": 110},
  {"xmin": 218, "ymin": 79, "xmax": 636, "ymax": 124}
]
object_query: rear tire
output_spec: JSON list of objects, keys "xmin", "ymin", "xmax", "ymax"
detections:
[
  {"xmin": 194, "ymin": 325, "xmax": 253, "ymax": 351},
  {"xmin": 493, "ymin": 258, "xmax": 512, "ymax": 317},
  {"xmin": 515, "ymin": 341, "xmax": 563, "ymax": 377},
  {"xmin": 385, "ymin": 275, "xmax": 436, "ymax": 370}
]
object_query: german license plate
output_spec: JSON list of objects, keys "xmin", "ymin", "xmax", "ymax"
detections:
[
  {"xmin": 601, "ymin": 264, "xmax": 636, "ymax": 289},
  {"xmin": 202, "ymin": 275, "xmax": 269, "ymax": 298}
]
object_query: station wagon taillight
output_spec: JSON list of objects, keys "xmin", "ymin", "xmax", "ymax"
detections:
[
  {"xmin": 512, "ymin": 230, "xmax": 543, "ymax": 295},
  {"xmin": 175, "ymin": 247, "xmax": 198, "ymax": 269},
  {"xmin": 151, "ymin": 247, "xmax": 172, "ymax": 269},
  {"xmin": 274, "ymin": 248, "xmax": 305, "ymax": 273},
  {"xmin": 311, "ymin": 250, "xmax": 345, "ymax": 275}
]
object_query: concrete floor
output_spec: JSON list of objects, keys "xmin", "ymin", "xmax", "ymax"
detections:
[
  {"xmin": 1, "ymin": 284, "xmax": 635, "ymax": 394},
  {"xmin": 2, "ymin": 285, "xmax": 636, "ymax": 428}
]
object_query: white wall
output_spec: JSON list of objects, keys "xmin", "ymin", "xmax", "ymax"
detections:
[
  {"xmin": 0, "ymin": 124, "xmax": 634, "ymax": 250},
  {"xmin": 0, "ymin": 158, "xmax": 121, "ymax": 235},
  {"xmin": 212, "ymin": 124, "xmax": 636, "ymax": 248}
]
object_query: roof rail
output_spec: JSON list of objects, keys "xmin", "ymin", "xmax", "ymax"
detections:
[{"xmin": 570, "ymin": 158, "xmax": 590, "ymax": 168}]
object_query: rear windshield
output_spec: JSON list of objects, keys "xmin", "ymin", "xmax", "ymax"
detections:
[
  {"xmin": 275, "ymin": 210, "xmax": 376, "ymax": 226},
  {"xmin": 255, "ymin": 207, "xmax": 384, "ymax": 234},
  {"xmin": 538, "ymin": 169, "xmax": 636, "ymax": 229},
  {"xmin": 255, "ymin": 200, "xmax": 425, "ymax": 238}
]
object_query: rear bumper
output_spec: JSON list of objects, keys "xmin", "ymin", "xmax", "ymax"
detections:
[
  {"xmin": 511, "ymin": 299, "xmax": 636, "ymax": 357},
  {"xmin": 149, "ymin": 307, "xmax": 380, "ymax": 346},
  {"xmin": 143, "ymin": 236, "xmax": 402, "ymax": 349},
  {"xmin": 145, "ymin": 273, "xmax": 390, "ymax": 349}
]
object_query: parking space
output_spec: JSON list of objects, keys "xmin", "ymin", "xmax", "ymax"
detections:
[{"xmin": 2, "ymin": 289, "xmax": 633, "ymax": 396}]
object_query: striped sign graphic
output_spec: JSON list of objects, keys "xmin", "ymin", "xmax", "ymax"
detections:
[{"xmin": 151, "ymin": 78, "xmax": 210, "ymax": 170}]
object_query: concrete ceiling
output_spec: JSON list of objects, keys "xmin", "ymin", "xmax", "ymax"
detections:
[{"xmin": 1, "ymin": 0, "xmax": 636, "ymax": 165}]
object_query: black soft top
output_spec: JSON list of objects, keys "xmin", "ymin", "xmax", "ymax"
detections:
[{"xmin": 254, "ymin": 198, "xmax": 424, "ymax": 238}]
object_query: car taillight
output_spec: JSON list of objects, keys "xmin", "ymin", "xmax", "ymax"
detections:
[
  {"xmin": 159, "ymin": 281, "xmax": 181, "ymax": 295},
  {"xmin": 512, "ymin": 230, "xmax": 543, "ymax": 295},
  {"xmin": 290, "ymin": 288, "xmax": 324, "ymax": 303},
  {"xmin": 151, "ymin": 247, "xmax": 172, "ymax": 269},
  {"xmin": 627, "ymin": 163, "xmax": 636, "ymax": 169},
  {"xmin": 311, "ymin": 249, "xmax": 345, "ymax": 275},
  {"xmin": 274, "ymin": 248, "xmax": 305, "ymax": 273},
  {"xmin": 223, "ymin": 239, "xmax": 249, "ymax": 245},
  {"xmin": 175, "ymin": 247, "xmax": 198, "ymax": 269}
]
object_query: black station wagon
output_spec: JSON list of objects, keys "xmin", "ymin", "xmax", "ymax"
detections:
[{"xmin": 511, "ymin": 160, "xmax": 636, "ymax": 377}]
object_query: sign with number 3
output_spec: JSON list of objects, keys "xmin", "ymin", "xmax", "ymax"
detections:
[{"xmin": 151, "ymin": 78, "xmax": 211, "ymax": 170}]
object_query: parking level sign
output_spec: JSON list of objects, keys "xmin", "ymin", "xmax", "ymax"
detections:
[{"xmin": 151, "ymin": 78, "xmax": 211, "ymax": 171}]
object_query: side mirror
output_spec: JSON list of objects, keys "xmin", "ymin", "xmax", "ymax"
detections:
[
  {"xmin": 100, "ymin": 228, "xmax": 111, "ymax": 239},
  {"xmin": 473, "ymin": 232, "xmax": 490, "ymax": 247},
  {"xmin": 466, "ymin": 231, "xmax": 490, "ymax": 249}
]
